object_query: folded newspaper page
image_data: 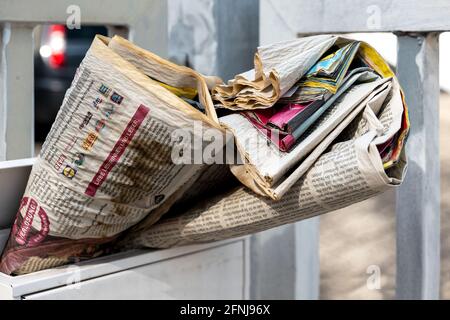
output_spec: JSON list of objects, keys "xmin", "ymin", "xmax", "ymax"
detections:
[
  {"xmin": 0, "ymin": 36, "xmax": 224, "ymax": 275},
  {"xmin": 212, "ymin": 35, "xmax": 337, "ymax": 110}
]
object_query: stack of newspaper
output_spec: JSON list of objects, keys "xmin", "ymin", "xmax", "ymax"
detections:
[
  {"xmin": 0, "ymin": 35, "xmax": 409, "ymax": 275},
  {"xmin": 123, "ymin": 35, "xmax": 409, "ymax": 249}
]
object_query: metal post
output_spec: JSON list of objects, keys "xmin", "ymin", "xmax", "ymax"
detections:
[
  {"xmin": 128, "ymin": 0, "xmax": 168, "ymax": 57},
  {"xmin": 295, "ymin": 218, "xmax": 320, "ymax": 299},
  {"xmin": 250, "ymin": 226, "xmax": 298, "ymax": 299},
  {"xmin": 395, "ymin": 33, "xmax": 441, "ymax": 299},
  {"xmin": 107, "ymin": 26, "xmax": 129, "ymax": 41},
  {"xmin": 214, "ymin": 0, "xmax": 259, "ymax": 80},
  {"xmin": 0, "ymin": 23, "xmax": 35, "ymax": 160}
]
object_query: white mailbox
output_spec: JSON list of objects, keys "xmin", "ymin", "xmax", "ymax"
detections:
[{"xmin": 0, "ymin": 159, "xmax": 250, "ymax": 300}]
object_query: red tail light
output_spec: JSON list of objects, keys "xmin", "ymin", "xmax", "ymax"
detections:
[
  {"xmin": 39, "ymin": 24, "xmax": 66, "ymax": 69},
  {"xmin": 49, "ymin": 52, "xmax": 65, "ymax": 68}
]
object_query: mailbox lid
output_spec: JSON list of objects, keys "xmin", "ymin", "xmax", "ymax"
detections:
[{"xmin": 0, "ymin": 237, "xmax": 249, "ymax": 299}]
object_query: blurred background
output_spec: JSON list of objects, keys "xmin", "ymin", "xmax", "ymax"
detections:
[{"xmin": 34, "ymin": 25, "xmax": 107, "ymax": 141}]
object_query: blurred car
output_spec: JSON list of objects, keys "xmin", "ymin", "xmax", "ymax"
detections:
[{"xmin": 34, "ymin": 25, "xmax": 107, "ymax": 141}]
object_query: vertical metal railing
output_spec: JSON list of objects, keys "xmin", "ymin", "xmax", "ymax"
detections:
[
  {"xmin": 0, "ymin": 23, "xmax": 35, "ymax": 160},
  {"xmin": 395, "ymin": 33, "xmax": 441, "ymax": 299}
]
